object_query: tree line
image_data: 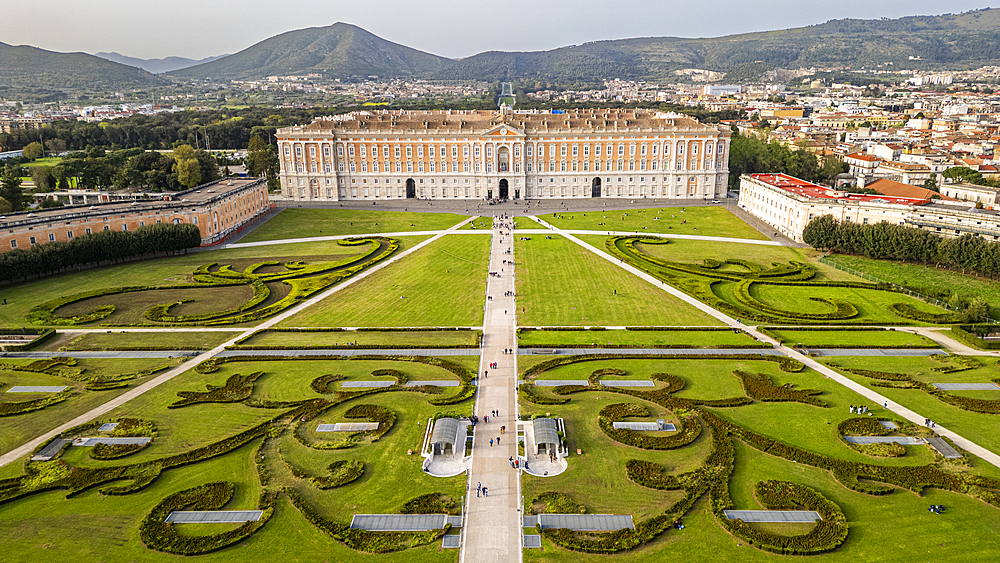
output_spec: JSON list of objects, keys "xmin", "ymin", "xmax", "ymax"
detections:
[
  {"xmin": 0, "ymin": 223, "xmax": 203, "ymax": 284},
  {"xmin": 802, "ymin": 215, "xmax": 996, "ymax": 320}
]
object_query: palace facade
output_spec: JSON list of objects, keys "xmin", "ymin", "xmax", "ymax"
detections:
[{"xmin": 275, "ymin": 108, "xmax": 730, "ymax": 201}]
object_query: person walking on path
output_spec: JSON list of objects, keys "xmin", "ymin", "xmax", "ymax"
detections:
[
  {"xmin": 490, "ymin": 438, "xmax": 494, "ymax": 447},
  {"xmin": 477, "ymin": 482, "xmax": 481, "ymax": 497},
  {"xmin": 483, "ymin": 487, "xmax": 488, "ymax": 497},
  {"xmin": 497, "ymin": 435, "xmax": 501, "ymax": 445}
]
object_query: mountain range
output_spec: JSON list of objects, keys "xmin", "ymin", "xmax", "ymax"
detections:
[
  {"xmin": 4, "ymin": 8, "xmax": 1000, "ymax": 101},
  {"xmin": 94, "ymin": 52, "xmax": 227, "ymax": 74}
]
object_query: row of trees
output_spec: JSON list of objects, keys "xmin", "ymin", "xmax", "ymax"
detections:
[
  {"xmin": 802, "ymin": 215, "xmax": 995, "ymax": 320},
  {"xmin": 727, "ymin": 129, "xmax": 848, "ymax": 189},
  {"xmin": 0, "ymin": 223, "xmax": 203, "ymax": 284}
]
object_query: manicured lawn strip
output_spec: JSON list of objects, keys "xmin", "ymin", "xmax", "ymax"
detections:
[
  {"xmin": 237, "ymin": 329, "xmax": 480, "ymax": 349},
  {"xmin": 241, "ymin": 208, "xmax": 469, "ymax": 242},
  {"xmin": 762, "ymin": 328, "xmax": 938, "ymax": 348},
  {"xmin": 280, "ymin": 234, "xmax": 489, "ymax": 327},
  {"xmin": 518, "ymin": 328, "xmax": 761, "ymax": 348},
  {"xmin": 541, "ymin": 206, "xmax": 769, "ymax": 240},
  {"xmin": 825, "ymin": 254, "xmax": 1000, "ymax": 321},
  {"xmin": 515, "ymin": 235, "xmax": 721, "ymax": 327},
  {"xmin": 57, "ymin": 331, "xmax": 237, "ymax": 351},
  {"xmin": 0, "ymin": 358, "xmax": 183, "ymax": 455},
  {"xmin": 0, "ymin": 239, "xmax": 396, "ymax": 329},
  {"xmin": 822, "ymin": 355, "xmax": 1000, "ymax": 455}
]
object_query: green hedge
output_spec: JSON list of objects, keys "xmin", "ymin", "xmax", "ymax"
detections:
[
  {"xmin": 889, "ymin": 303, "xmax": 958, "ymax": 324},
  {"xmin": 310, "ymin": 373, "xmax": 345, "ymax": 394},
  {"xmin": 950, "ymin": 325, "xmax": 1000, "ymax": 350},
  {"xmin": 311, "ymin": 460, "xmax": 364, "ymax": 489},
  {"xmin": 597, "ymin": 403, "xmax": 702, "ymax": 450},
  {"xmin": 168, "ymin": 371, "xmax": 265, "ymax": 408},
  {"xmin": 0, "ymin": 390, "xmax": 75, "ymax": 417},
  {"xmin": 523, "ymin": 353, "xmax": 803, "ymax": 379},
  {"xmin": 733, "ymin": 370, "xmax": 825, "ymax": 406},
  {"xmin": 529, "ymin": 491, "xmax": 588, "ymax": 514},
  {"xmin": 835, "ymin": 365, "xmax": 1000, "ymax": 415},
  {"xmin": 400, "ymin": 492, "xmax": 458, "ymax": 514},
  {"xmin": 519, "ymin": 384, "xmax": 570, "ymax": 405},
  {"xmin": 139, "ymin": 482, "xmax": 275, "ymax": 555}
]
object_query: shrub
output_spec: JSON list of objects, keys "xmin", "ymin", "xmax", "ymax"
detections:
[
  {"xmin": 889, "ymin": 303, "xmax": 958, "ymax": 324},
  {"xmin": 733, "ymin": 370, "xmax": 826, "ymax": 406},
  {"xmin": 530, "ymin": 491, "xmax": 587, "ymax": 514},
  {"xmin": 519, "ymin": 384, "xmax": 570, "ymax": 405},
  {"xmin": 311, "ymin": 460, "xmax": 364, "ymax": 489},
  {"xmin": 168, "ymin": 371, "xmax": 265, "ymax": 408},
  {"xmin": 310, "ymin": 373, "xmax": 345, "ymax": 394},
  {"xmin": 400, "ymin": 492, "xmax": 458, "ymax": 514}
]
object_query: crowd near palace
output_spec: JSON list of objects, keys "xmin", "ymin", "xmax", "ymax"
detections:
[{"xmin": 275, "ymin": 105, "xmax": 731, "ymax": 202}]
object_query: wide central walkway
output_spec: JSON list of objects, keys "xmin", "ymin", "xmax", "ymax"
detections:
[{"xmin": 460, "ymin": 216, "xmax": 522, "ymax": 563}]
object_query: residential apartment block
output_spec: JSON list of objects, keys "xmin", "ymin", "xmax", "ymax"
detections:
[{"xmin": 275, "ymin": 108, "xmax": 730, "ymax": 201}]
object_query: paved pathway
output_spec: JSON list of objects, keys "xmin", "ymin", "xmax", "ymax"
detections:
[
  {"xmin": 460, "ymin": 216, "xmax": 521, "ymax": 563},
  {"xmin": 0, "ymin": 217, "xmax": 474, "ymax": 468},
  {"xmin": 531, "ymin": 215, "xmax": 1000, "ymax": 470}
]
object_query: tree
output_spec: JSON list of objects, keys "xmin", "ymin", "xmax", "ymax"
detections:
[
  {"xmin": 0, "ymin": 196, "xmax": 12, "ymax": 213},
  {"xmin": 22, "ymin": 141, "xmax": 43, "ymax": 160},
  {"xmin": 245, "ymin": 136, "xmax": 270, "ymax": 177},
  {"xmin": 923, "ymin": 177, "xmax": 938, "ymax": 192},
  {"xmin": 942, "ymin": 166, "xmax": 984, "ymax": 185},
  {"xmin": 172, "ymin": 144, "xmax": 201, "ymax": 189},
  {"xmin": 175, "ymin": 157, "xmax": 201, "ymax": 189},
  {"xmin": 802, "ymin": 215, "xmax": 838, "ymax": 250},
  {"xmin": 30, "ymin": 166, "xmax": 53, "ymax": 192},
  {"xmin": 0, "ymin": 163, "xmax": 24, "ymax": 211}
]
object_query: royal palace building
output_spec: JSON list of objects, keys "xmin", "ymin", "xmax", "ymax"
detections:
[{"xmin": 276, "ymin": 107, "xmax": 730, "ymax": 202}]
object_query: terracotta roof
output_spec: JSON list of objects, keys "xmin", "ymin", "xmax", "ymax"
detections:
[{"xmin": 866, "ymin": 179, "xmax": 955, "ymax": 201}]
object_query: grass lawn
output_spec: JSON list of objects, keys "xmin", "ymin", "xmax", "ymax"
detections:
[
  {"xmin": 21, "ymin": 157, "xmax": 64, "ymax": 168},
  {"xmin": 824, "ymin": 254, "xmax": 1000, "ymax": 320},
  {"xmin": 0, "ymin": 358, "xmax": 183, "ymax": 455},
  {"xmin": 281, "ymin": 234, "xmax": 489, "ymax": 327},
  {"xmin": 238, "ymin": 329, "xmax": 480, "ymax": 348},
  {"xmin": 822, "ymin": 355, "xmax": 1000, "ymax": 455},
  {"xmin": 56, "ymin": 330, "xmax": 238, "ymax": 351},
  {"xmin": 517, "ymin": 328, "xmax": 760, "ymax": 347},
  {"xmin": 522, "ymin": 356, "xmax": 1000, "ymax": 562},
  {"xmin": 0, "ymin": 238, "xmax": 412, "ymax": 329},
  {"xmin": 0, "ymin": 354, "xmax": 466, "ymax": 562},
  {"xmin": 574, "ymin": 235, "xmax": 951, "ymax": 326},
  {"xmin": 764, "ymin": 328, "xmax": 938, "ymax": 348},
  {"xmin": 462, "ymin": 218, "xmax": 494, "ymax": 230},
  {"xmin": 515, "ymin": 235, "xmax": 721, "ymax": 327},
  {"xmin": 540, "ymin": 206, "xmax": 768, "ymax": 240},
  {"xmin": 240, "ymin": 208, "xmax": 470, "ymax": 242}
]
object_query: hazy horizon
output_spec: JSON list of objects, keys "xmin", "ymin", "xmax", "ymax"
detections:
[{"xmin": 2, "ymin": 1, "xmax": 996, "ymax": 62}]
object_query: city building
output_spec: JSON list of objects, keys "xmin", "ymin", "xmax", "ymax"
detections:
[
  {"xmin": 939, "ymin": 182, "xmax": 1000, "ymax": 206},
  {"xmin": 739, "ymin": 173, "xmax": 1000, "ymax": 242},
  {"xmin": 275, "ymin": 108, "xmax": 731, "ymax": 202},
  {"xmin": 0, "ymin": 178, "xmax": 270, "ymax": 253}
]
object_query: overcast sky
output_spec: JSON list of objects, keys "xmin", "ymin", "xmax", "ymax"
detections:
[{"xmin": 1, "ymin": 1, "xmax": 995, "ymax": 60}]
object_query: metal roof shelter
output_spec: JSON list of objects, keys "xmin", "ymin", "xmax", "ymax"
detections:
[
  {"xmin": 430, "ymin": 417, "xmax": 462, "ymax": 455},
  {"xmin": 532, "ymin": 418, "xmax": 559, "ymax": 454}
]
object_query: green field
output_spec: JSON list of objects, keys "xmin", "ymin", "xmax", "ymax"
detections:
[
  {"xmin": 0, "ymin": 356, "xmax": 468, "ymax": 562},
  {"xmin": 517, "ymin": 328, "xmax": 761, "ymax": 348},
  {"xmin": 763, "ymin": 329, "xmax": 938, "ymax": 348},
  {"xmin": 237, "ymin": 329, "xmax": 481, "ymax": 348},
  {"xmin": 541, "ymin": 206, "xmax": 769, "ymax": 240},
  {"xmin": 240, "ymin": 208, "xmax": 470, "ymax": 242},
  {"xmin": 824, "ymin": 254, "xmax": 1000, "ymax": 320},
  {"xmin": 0, "ymin": 358, "xmax": 183, "ymax": 454},
  {"xmin": 282, "ymin": 234, "xmax": 489, "ymax": 327},
  {"xmin": 515, "ymin": 235, "xmax": 721, "ymax": 326},
  {"xmin": 0, "ymin": 238, "xmax": 414, "ymax": 329},
  {"xmin": 522, "ymin": 355, "xmax": 1000, "ymax": 562},
  {"xmin": 577, "ymin": 235, "xmax": 952, "ymax": 326}
]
